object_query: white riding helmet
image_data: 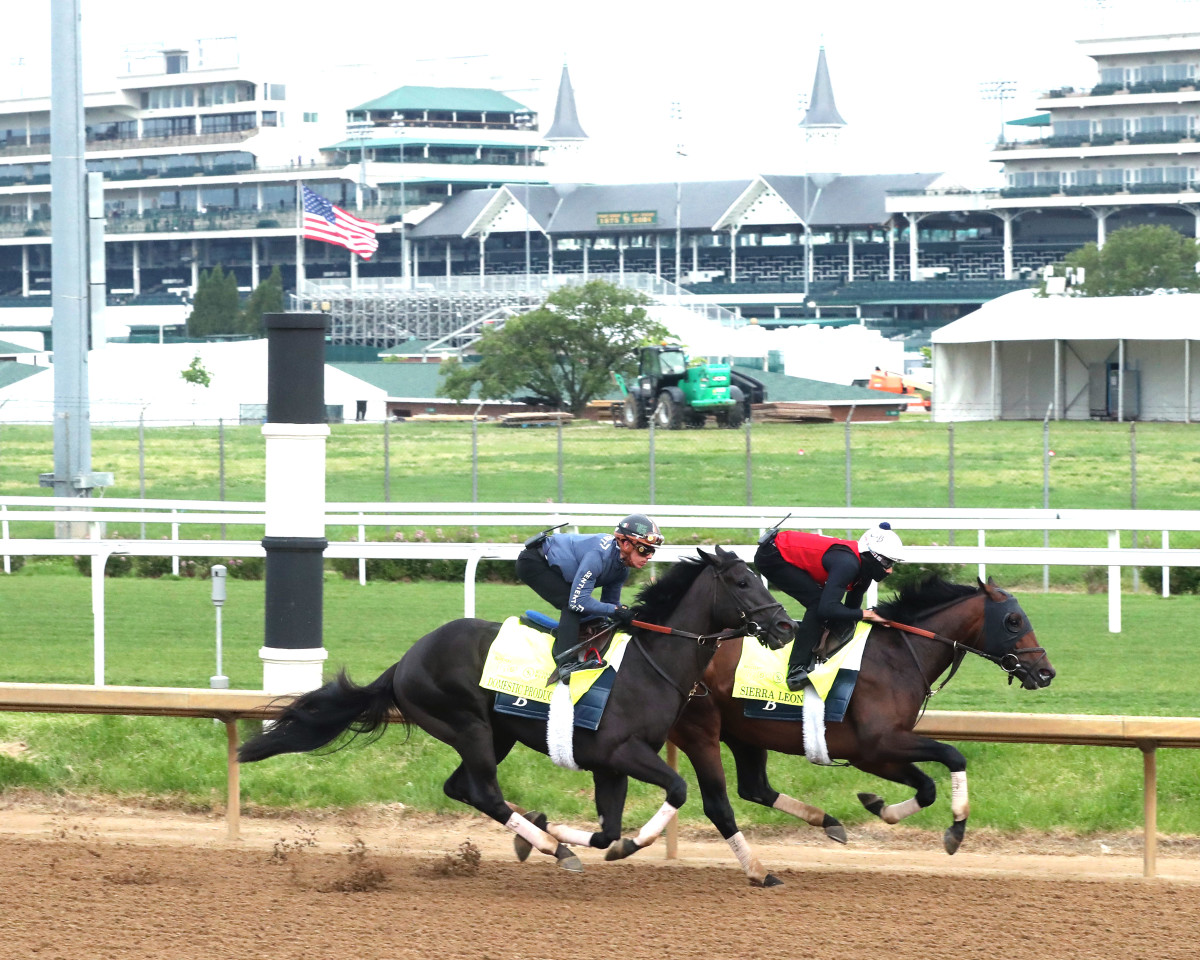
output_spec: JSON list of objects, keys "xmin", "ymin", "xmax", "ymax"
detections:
[{"xmin": 858, "ymin": 522, "xmax": 905, "ymax": 564}]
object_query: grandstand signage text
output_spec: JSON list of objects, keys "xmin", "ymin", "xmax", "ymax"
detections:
[{"xmin": 597, "ymin": 211, "xmax": 657, "ymax": 226}]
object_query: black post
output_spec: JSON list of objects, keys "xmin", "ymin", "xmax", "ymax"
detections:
[{"xmin": 259, "ymin": 312, "xmax": 329, "ymax": 694}]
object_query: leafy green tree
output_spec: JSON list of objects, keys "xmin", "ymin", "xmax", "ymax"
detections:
[
  {"xmin": 186, "ymin": 264, "xmax": 241, "ymax": 337},
  {"xmin": 238, "ymin": 266, "xmax": 285, "ymax": 337},
  {"xmin": 180, "ymin": 356, "xmax": 212, "ymax": 388},
  {"xmin": 1041, "ymin": 224, "xmax": 1200, "ymax": 296},
  {"xmin": 438, "ymin": 280, "xmax": 669, "ymax": 414}
]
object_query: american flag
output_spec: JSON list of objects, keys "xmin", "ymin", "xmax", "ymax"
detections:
[{"xmin": 301, "ymin": 185, "xmax": 379, "ymax": 259}]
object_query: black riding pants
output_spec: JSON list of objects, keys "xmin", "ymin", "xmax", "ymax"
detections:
[
  {"xmin": 516, "ymin": 547, "xmax": 580, "ymax": 659},
  {"xmin": 754, "ymin": 540, "xmax": 825, "ymax": 672}
]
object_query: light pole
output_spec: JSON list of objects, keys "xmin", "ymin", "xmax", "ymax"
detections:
[
  {"xmin": 516, "ymin": 109, "xmax": 534, "ymax": 284},
  {"xmin": 979, "ymin": 80, "xmax": 1016, "ymax": 145},
  {"xmin": 346, "ymin": 118, "xmax": 372, "ymax": 212},
  {"xmin": 671, "ymin": 100, "xmax": 685, "ymax": 296}
]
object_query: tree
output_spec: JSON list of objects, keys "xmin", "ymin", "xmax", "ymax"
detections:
[
  {"xmin": 186, "ymin": 264, "xmax": 241, "ymax": 337},
  {"xmin": 438, "ymin": 280, "xmax": 669, "ymax": 415},
  {"xmin": 1041, "ymin": 224, "xmax": 1200, "ymax": 297},
  {"xmin": 180, "ymin": 356, "xmax": 212, "ymax": 388},
  {"xmin": 238, "ymin": 266, "xmax": 285, "ymax": 337}
]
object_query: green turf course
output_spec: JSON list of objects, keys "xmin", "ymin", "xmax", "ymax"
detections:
[{"xmin": 2, "ymin": 571, "xmax": 1199, "ymax": 836}]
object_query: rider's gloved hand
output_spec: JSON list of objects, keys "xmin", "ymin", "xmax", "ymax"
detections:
[{"xmin": 610, "ymin": 605, "xmax": 637, "ymax": 627}]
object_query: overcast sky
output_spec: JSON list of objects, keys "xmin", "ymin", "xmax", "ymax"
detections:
[{"xmin": 2, "ymin": 0, "xmax": 1198, "ymax": 185}]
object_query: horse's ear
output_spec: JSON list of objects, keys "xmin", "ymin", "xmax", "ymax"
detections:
[
  {"xmin": 697, "ymin": 546, "xmax": 714, "ymax": 564},
  {"xmin": 980, "ymin": 577, "xmax": 1003, "ymax": 600}
]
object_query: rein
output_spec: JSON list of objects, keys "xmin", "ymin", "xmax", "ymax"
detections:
[
  {"xmin": 882, "ymin": 611, "xmax": 1048, "ymax": 693},
  {"xmin": 625, "ymin": 561, "xmax": 781, "ymax": 699}
]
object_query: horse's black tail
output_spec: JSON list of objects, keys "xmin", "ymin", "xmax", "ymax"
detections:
[{"xmin": 238, "ymin": 664, "xmax": 399, "ymax": 763}]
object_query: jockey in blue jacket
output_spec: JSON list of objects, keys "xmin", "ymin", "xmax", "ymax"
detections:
[{"xmin": 516, "ymin": 514, "xmax": 664, "ymax": 683}]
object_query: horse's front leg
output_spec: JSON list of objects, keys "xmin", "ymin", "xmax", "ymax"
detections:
[
  {"xmin": 601, "ymin": 742, "xmax": 687, "ymax": 862},
  {"xmin": 855, "ymin": 735, "xmax": 969, "ymax": 854},
  {"xmin": 510, "ymin": 773, "xmax": 627, "ymax": 861}
]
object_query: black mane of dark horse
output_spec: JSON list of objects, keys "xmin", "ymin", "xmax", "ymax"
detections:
[
  {"xmin": 874, "ymin": 576, "xmax": 978, "ymax": 623},
  {"xmin": 630, "ymin": 555, "xmax": 707, "ymax": 618}
]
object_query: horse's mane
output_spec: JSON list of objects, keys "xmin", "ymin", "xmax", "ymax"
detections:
[
  {"xmin": 874, "ymin": 576, "xmax": 979, "ymax": 623},
  {"xmin": 631, "ymin": 552, "xmax": 714, "ymax": 622}
]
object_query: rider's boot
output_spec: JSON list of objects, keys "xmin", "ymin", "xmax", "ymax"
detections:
[
  {"xmin": 785, "ymin": 620, "xmax": 820, "ymax": 692},
  {"xmin": 546, "ymin": 611, "xmax": 605, "ymax": 684}
]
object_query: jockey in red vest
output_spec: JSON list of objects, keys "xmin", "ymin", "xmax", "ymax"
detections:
[{"xmin": 755, "ymin": 522, "xmax": 904, "ymax": 691}]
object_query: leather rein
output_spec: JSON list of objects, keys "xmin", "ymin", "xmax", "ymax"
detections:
[
  {"xmin": 881, "ymin": 594, "xmax": 1048, "ymax": 699},
  {"xmin": 617, "ymin": 563, "xmax": 781, "ymax": 699}
]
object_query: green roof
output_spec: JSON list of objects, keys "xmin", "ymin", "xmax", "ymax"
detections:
[
  {"xmin": 730, "ymin": 366, "xmax": 904, "ymax": 404},
  {"xmin": 1007, "ymin": 113, "xmax": 1051, "ymax": 126},
  {"xmin": 0, "ymin": 338, "xmax": 37, "ymax": 353},
  {"xmin": 352, "ymin": 86, "xmax": 531, "ymax": 114},
  {"xmin": 0, "ymin": 361, "xmax": 47, "ymax": 389}
]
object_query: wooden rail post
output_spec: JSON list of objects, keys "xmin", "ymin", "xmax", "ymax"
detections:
[
  {"xmin": 1139, "ymin": 739, "xmax": 1157, "ymax": 878},
  {"xmin": 225, "ymin": 719, "xmax": 241, "ymax": 839},
  {"xmin": 665, "ymin": 741, "xmax": 678, "ymax": 859}
]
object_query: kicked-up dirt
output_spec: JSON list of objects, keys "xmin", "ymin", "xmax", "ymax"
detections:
[{"xmin": 1, "ymin": 795, "xmax": 1199, "ymax": 960}]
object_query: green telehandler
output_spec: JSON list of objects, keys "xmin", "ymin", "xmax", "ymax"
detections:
[{"xmin": 613, "ymin": 344, "xmax": 746, "ymax": 429}]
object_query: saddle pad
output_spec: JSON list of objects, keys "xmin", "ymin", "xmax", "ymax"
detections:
[
  {"xmin": 735, "ymin": 621, "xmax": 870, "ymax": 724},
  {"xmin": 493, "ymin": 665, "xmax": 618, "ymax": 732},
  {"xmin": 480, "ymin": 616, "xmax": 630, "ymax": 706}
]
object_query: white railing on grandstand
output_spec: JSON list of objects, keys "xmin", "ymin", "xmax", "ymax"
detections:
[
  {"xmin": 5, "ymin": 496, "xmax": 1200, "ymax": 684},
  {"xmin": 298, "ymin": 271, "xmax": 744, "ymax": 328}
]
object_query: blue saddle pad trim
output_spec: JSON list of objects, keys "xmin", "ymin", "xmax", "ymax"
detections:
[
  {"xmin": 740, "ymin": 669, "xmax": 857, "ymax": 724},
  {"xmin": 524, "ymin": 609, "xmax": 559, "ymax": 630},
  {"xmin": 742, "ymin": 700, "xmax": 805, "ymax": 722},
  {"xmin": 493, "ymin": 665, "xmax": 618, "ymax": 731}
]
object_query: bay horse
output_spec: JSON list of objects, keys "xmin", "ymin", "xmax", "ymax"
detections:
[
  {"xmin": 661, "ymin": 577, "xmax": 1055, "ymax": 886},
  {"xmin": 238, "ymin": 546, "xmax": 794, "ymax": 873}
]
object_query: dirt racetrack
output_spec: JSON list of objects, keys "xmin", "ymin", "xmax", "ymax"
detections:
[{"xmin": 2, "ymin": 796, "xmax": 1200, "ymax": 960}]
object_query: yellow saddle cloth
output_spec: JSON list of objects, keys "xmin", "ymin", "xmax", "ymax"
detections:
[
  {"xmin": 479, "ymin": 616, "xmax": 630, "ymax": 705},
  {"xmin": 732, "ymin": 621, "xmax": 871, "ymax": 706}
]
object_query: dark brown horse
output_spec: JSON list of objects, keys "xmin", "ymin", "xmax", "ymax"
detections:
[
  {"xmin": 237, "ymin": 546, "xmax": 794, "ymax": 874},
  {"xmin": 661, "ymin": 577, "xmax": 1055, "ymax": 886}
]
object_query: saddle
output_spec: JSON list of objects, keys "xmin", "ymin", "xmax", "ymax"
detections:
[
  {"xmin": 814, "ymin": 621, "xmax": 859, "ymax": 662},
  {"xmin": 519, "ymin": 611, "xmax": 618, "ymax": 659}
]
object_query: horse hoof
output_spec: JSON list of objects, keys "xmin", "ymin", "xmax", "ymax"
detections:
[
  {"xmin": 554, "ymin": 844, "xmax": 584, "ymax": 873},
  {"xmin": 513, "ymin": 810, "xmax": 547, "ymax": 863},
  {"xmin": 603, "ymin": 838, "xmax": 641, "ymax": 861},
  {"xmin": 944, "ymin": 819, "xmax": 966, "ymax": 855},
  {"xmin": 858, "ymin": 792, "xmax": 886, "ymax": 819},
  {"xmin": 752, "ymin": 873, "xmax": 784, "ymax": 888},
  {"xmin": 822, "ymin": 816, "xmax": 848, "ymax": 845}
]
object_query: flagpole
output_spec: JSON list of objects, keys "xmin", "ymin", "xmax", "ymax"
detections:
[{"xmin": 295, "ymin": 180, "xmax": 305, "ymax": 306}]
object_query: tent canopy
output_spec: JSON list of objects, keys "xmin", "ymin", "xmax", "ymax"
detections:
[
  {"xmin": 932, "ymin": 290, "xmax": 1200, "ymax": 422},
  {"xmin": 932, "ymin": 290, "xmax": 1200, "ymax": 343}
]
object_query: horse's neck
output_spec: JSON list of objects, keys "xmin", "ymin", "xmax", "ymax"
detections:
[{"xmin": 907, "ymin": 597, "xmax": 986, "ymax": 677}]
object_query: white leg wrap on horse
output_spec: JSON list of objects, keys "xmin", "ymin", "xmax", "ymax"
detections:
[
  {"xmin": 881, "ymin": 797, "xmax": 922, "ymax": 824},
  {"xmin": 634, "ymin": 801, "xmax": 678, "ymax": 848},
  {"xmin": 549, "ymin": 824, "xmax": 594, "ymax": 847},
  {"xmin": 505, "ymin": 812, "xmax": 556, "ymax": 856},
  {"xmin": 727, "ymin": 831, "xmax": 757, "ymax": 871},
  {"xmin": 951, "ymin": 770, "xmax": 970, "ymax": 821},
  {"xmin": 773, "ymin": 794, "xmax": 825, "ymax": 826}
]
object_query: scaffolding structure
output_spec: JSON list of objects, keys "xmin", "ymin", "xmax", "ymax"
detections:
[{"xmin": 293, "ymin": 273, "xmax": 744, "ymax": 349}]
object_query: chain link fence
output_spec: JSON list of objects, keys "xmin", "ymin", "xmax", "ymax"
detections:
[{"xmin": 4, "ymin": 414, "xmax": 1199, "ymax": 591}]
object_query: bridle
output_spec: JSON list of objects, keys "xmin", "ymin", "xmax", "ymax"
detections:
[{"xmin": 882, "ymin": 590, "xmax": 1050, "ymax": 696}]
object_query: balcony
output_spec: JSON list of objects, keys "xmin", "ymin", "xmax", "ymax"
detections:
[
  {"xmin": 0, "ymin": 201, "xmax": 416, "ymax": 240},
  {"xmin": 0, "ymin": 128, "xmax": 259, "ymax": 161}
]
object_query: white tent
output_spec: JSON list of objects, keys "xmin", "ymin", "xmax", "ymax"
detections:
[
  {"xmin": 0, "ymin": 340, "xmax": 388, "ymax": 426},
  {"xmin": 931, "ymin": 290, "xmax": 1200, "ymax": 422},
  {"xmin": 651, "ymin": 306, "xmax": 905, "ymax": 385}
]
